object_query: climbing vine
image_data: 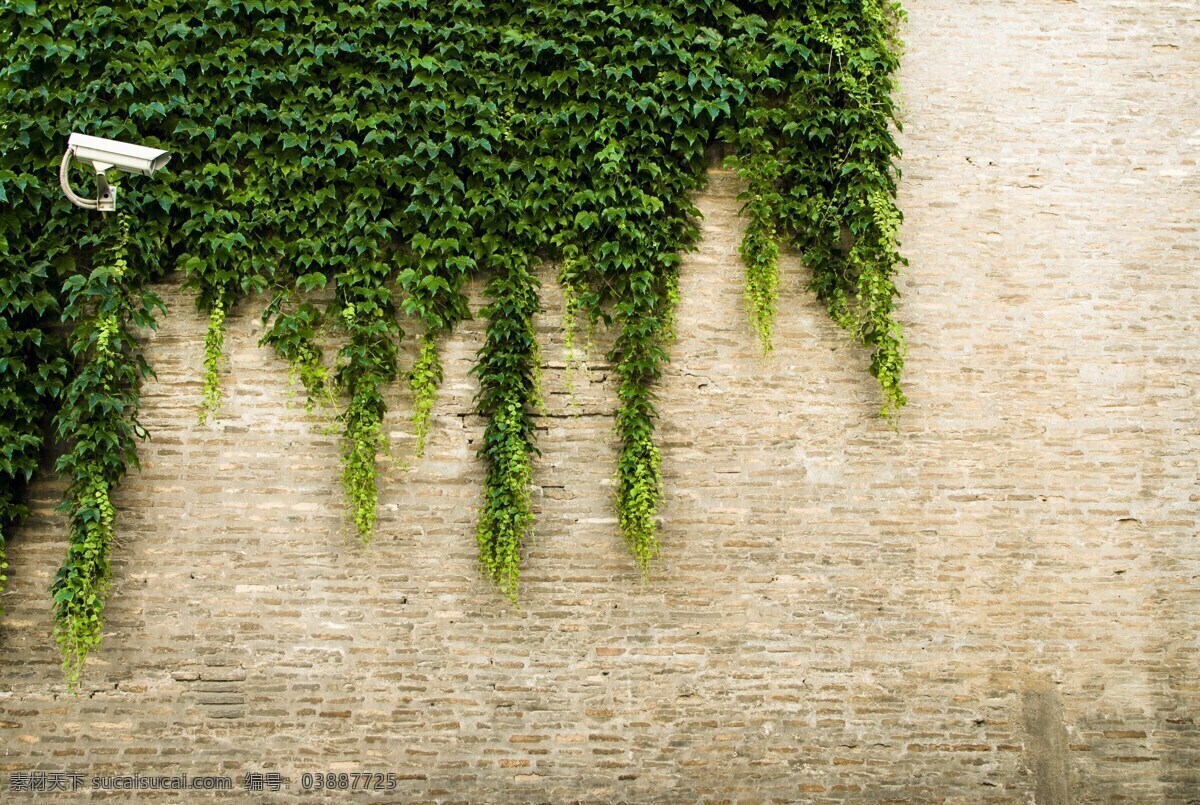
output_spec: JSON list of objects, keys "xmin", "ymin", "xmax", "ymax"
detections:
[
  {"xmin": 408, "ymin": 334, "xmax": 441, "ymax": 458},
  {"xmin": 734, "ymin": 140, "xmax": 782, "ymax": 351},
  {"xmin": 260, "ymin": 297, "xmax": 332, "ymax": 414},
  {"xmin": 198, "ymin": 300, "xmax": 225, "ymax": 424},
  {"xmin": 334, "ymin": 256, "xmax": 400, "ymax": 543},
  {"xmin": 50, "ymin": 210, "xmax": 162, "ymax": 688},
  {"xmin": 726, "ymin": 0, "xmax": 908, "ymax": 417},
  {"xmin": 1, "ymin": 0, "xmax": 909, "ymax": 674},
  {"xmin": 474, "ymin": 251, "xmax": 541, "ymax": 601},
  {"xmin": 557, "ymin": 255, "xmax": 587, "ymax": 393}
]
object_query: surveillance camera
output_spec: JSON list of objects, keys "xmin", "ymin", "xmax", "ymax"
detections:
[
  {"xmin": 67, "ymin": 133, "xmax": 172, "ymax": 177},
  {"xmin": 60, "ymin": 132, "xmax": 172, "ymax": 213}
]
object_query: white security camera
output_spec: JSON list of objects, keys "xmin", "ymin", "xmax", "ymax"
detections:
[
  {"xmin": 68, "ymin": 132, "xmax": 172, "ymax": 176},
  {"xmin": 60, "ymin": 132, "xmax": 172, "ymax": 213}
]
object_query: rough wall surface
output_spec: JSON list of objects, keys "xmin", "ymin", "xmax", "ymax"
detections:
[{"xmin": 2, "ymin": 1, "xmax": 1198, "ymax": 801}]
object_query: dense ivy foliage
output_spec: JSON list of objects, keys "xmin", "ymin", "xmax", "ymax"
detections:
[
  {"xmin": 0, "ymin": 193, "xmax": 69, "ymax": 618},
  {"xmin": 1, "ymin": 0, "xmax": 907, "ymax": 680}
]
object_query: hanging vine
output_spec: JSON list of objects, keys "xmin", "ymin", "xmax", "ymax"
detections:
[
  {"xmin": 473, "ymin": 250, "xmax": 541, "ymax": 601},
  {"xmin": 260, "ymin": 297, "xmax": 332, "ymax": 414},
  {"xmin": 727, "ymin": 0, "xmax": 908, "ymax": 417},
  {"xmin": 734, "ymin": 139, "xmax": 782, "ymax": 352},
  {"xmin": 556, "ymin": 253, "xmax": 588, "ymax": 394},
  {"xmin": 50, "ymin": 210, "xmax": 162, "ymax": 688},
  {"xmin": 198, "ymin": 299, "xmax": 225, "ymax": 424},
  {"xmin": 408, "ymin": 334, "xmax": 441, "ymax": 457},
  {"xmin": 333, "ymin": 257, "xmax": 401, "ymax": 543}
]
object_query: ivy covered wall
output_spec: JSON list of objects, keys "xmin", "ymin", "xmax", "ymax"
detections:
[
  {"xmin": 2, "ymin": 0, "xmax": 1197, "ymax": 799},
  {"xmin": 1, "ymin": 0, "xmax": 906, "ymax": 686}
]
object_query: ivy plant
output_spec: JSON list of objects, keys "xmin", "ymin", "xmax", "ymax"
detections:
[
  {"xmin": 724, "ymin": 0, "xmax": 908, "ymax": 417},
  {"xmin": 51, "ymin": 210, "xmax": 163, "ymax": 689},
  {"xmin": 1, "ymin": 0, "xmax": 909, "ymax": 679}
]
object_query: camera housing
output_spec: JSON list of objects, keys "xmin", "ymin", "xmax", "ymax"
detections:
[
  {"xmin": 60, "ymin": 133, "xmax": 172, "ymax": 213},
  {"xmin": 67, "ymin": 133, "xmax": 172, "ymax": 177}
]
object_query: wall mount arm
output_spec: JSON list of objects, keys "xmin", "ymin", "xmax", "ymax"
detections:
[{"xmin": 59, "ymin": 147, "xmax": 116, "ymax": 214}]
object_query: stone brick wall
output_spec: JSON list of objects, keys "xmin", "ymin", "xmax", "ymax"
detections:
[{"xmin": 2, "ymin": 1, "xmax": 1197, "ymax": 801}]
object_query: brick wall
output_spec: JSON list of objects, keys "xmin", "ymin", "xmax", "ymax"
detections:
[{"xmin": 2, "ymin": 1, "xmax": 1197, "ymax": 800}]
